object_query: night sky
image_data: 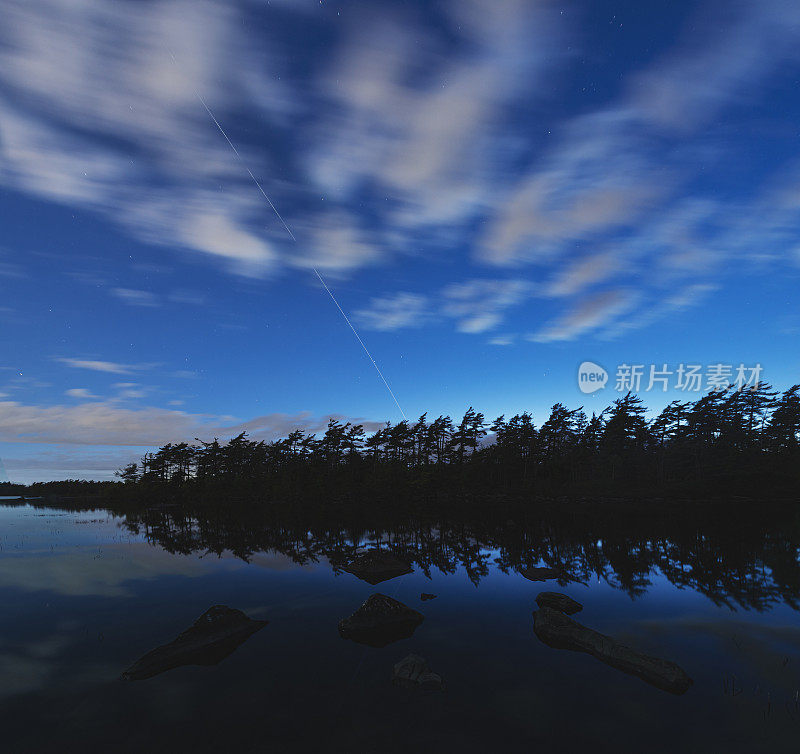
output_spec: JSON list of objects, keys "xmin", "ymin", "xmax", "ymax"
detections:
[{"xmin": 2, "ymin": 0, "xmax": 800, "ymax": 481}]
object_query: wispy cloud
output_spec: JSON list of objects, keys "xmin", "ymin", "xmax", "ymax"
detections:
[
  {"xmin": 529, "ymin": 289, "xmax": 639, "ymax": 343},
  {"xmin": 357, "ymin": 278, "xmax": 534, "ymax": 334},
  {"xmin": 65, "ymin": 388, "xmax": 100, "ymax": 400},
  {"xmin": 356, "ymin": 293, "xmax": 432, "ymax": 332},
  {"xmin": 0, "ymin": 0, "xmax": 562, "ymax": 280},
  {"xmin": 0, "ymin": 0, "xmax": 287, "ymax": 277},
  {"xmin": 54, "ymin": 358, "xmax": 152, "ymax": 375},
  {"xmin": 110, "ymin": 288, "xmax": 159, "ymax": 307},
  {"xmin": 441, "ymin": 278, "xmax": 534, "ymax": 334},
  {"xmin": 1, "ymin": 0, "xmax": 798, "ymax": 345},
  {"xmin": 488, "ymin": 334, "xmax": 515, "ymax": 347},
  {"xmin": 0, "ymin": 399, "xmax": 382, "ymax": 447},
  {"xmin": 601, "ymin": 283, "xmax": 718, "ymax": 340}
]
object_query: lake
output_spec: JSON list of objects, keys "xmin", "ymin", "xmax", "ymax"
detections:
[{"xmin": 1, "ymin": 500, "xmax": 799, "ymax": 752}]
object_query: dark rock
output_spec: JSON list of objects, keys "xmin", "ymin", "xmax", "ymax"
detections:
[
  {"xmin": 420, "ymin": 593, "xmax": 437, "ymax": 601},
  {"xmin": 121, "ymin": 605, "xmax": 267, "ymax": 681},
  {"xmin": 342, "ymin": 550, "xmax": 413, "ymax": 585},
  {"xmin": 533, "ymin": 606, "xmax": 692, "ymax": 695},
  {"xmin": 535, "ymin": 591, "xmax": 583, "ymax": 615},
  {"xmin": 392, "ymin": 653, "xmax": 443, "ymax": 691},
  {"xmin": 520, "ymin": 566, "xmax": 563, "ymax": 582},
  {"xmin": 338, "ymin": 594, "xmax": 424, "ymax": 648}
]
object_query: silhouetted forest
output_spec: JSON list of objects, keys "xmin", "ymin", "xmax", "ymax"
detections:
[
  {"xmin": 3, "ymin": 384, "xmax": 798, "ymax": 507},
  {"xmin": 111, "ymin": 383, "xmax": 799, "ymax": 502}
]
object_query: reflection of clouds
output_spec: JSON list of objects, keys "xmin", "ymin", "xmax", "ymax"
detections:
[
  {"xmin": 0, "ymin": 623, "xmax": 108, "ymax": 698},
  {"xmin": 639, "ymin": 615, "xmax": 800, "ymax": 696},
  {"xmin": 0, "ymin": 506, "xmax": 318, "ymax": 598},
  {"xmin": 0, "ymin": 543, "xmax": 222, "ymax": 597},
  {"xmin": 0, "ymin": 652, "xmax": 53, "ymax": 697}
]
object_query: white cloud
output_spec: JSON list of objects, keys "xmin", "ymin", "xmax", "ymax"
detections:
[
  {"xmin": 479, "ymin": 109, "xmax": 668, "ymax": 266},
  {"xmin": 0, "ymin": 399, "xmax": 382, "ymax": 447},
  {"xmin": 1, "ymin": 0, "xmax": 798, "ymax": 347},
  {"xmin": 65, "ymin": 388, "xmax": 100, "ymax": 400},
  {"xmin": 441, "ymin": 278, "xmax": 534, "ymax": 333},
  {"xmin": 601, "ymin": 283, "xmax": 718, "ymax": 339},
  {"xmin": 290, "ymin": 212, "xmax": 382, "ymax": 272},
  {"xmin": 0, "ymin": 0, "xmax": 289, "ymax": 277},
  {"xmin": 627, "ymin": 0, "xmax": 800, "ymax": 130},
  {"xmin": 308, "ymin": 0, "xmax": 561, "ymax": 237},
  {"xmin": 356, "ymin": 293, "xmax": 432, "ymax": 331},
  {"xmin": 546, "ymin": 252, "xmax": 621, "ymax": 298},
  {"xmin": 111, "ymin": 288, "xmax": 159, "ymax": 307},
  {"xmin": 54, "ymin": 358, "xmax": 151, "ymax": 375},
  {"xmin": 358, "ymin": 278, "xmax": 535, "ymax": 335},
  {"xmin": 529, "ymin": 289, "xmax": 639, "ymax": 343},
  {"xmin": 182, "ymin": 213, "xmax": 278, "ymax": 275},
  {"xmin": 116, "ymin": 388, "xmax": 148, "ymax": 399}
]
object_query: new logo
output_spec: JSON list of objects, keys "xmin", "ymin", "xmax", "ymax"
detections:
[{"xmin": 577, "ymin": 361, "xmax": 608, "ymax": 394}]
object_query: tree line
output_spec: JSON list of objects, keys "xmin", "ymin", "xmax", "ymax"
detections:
[{"xmin": 116, "ymin": 382, "xmax": 800, "ymax": 497}]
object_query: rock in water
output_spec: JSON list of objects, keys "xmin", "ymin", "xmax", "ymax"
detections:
[
  {"xmin": 420, "ymin": 593, "xmax": 437, "ymax": 601},
  {"xmin": 535, "ymin": 591, "xmax": 583, "ymax": 615},
  {"xmin": 342, "ymin": 550, "xmax": 413, "ymax": 585},
  {"xmin": 520, "ymin": 566, "xmax": 563, "ymax": 582},
  {"xmin": 121, "ymin": 605, "xmax": 267, "ymax": 681},
  {"xmin": 338, "ymin": 594, "xmax": 424, "ymax": 647},
  {"xmin": 532, "ymin": 606, "xmax": 692, "ymax": 695},
  {"xmin": 392, "ymin": 653, "xmax": 443, "ymax": 691}
]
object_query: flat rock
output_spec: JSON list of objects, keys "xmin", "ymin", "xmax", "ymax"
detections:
[
  {"xmin": 342, "ymin": 550, "xmax": 413, "ymax": 585},
  {"xmin": 535, "ymin": 591, "xmax": 583, "ymax": 615},
  {"xmin": 121, "ymin": 605, "xmax": 267, "ymax": 681},
  {"xmin": 392, "ymin": 653, "xmax": 443, "ymax": 691},
  {"xmin": 520, "ymin": 566, "xmax": 563, "ymax": 582},
  {"xmin": 338, "ymin": 593, "xmax": 424, "ymax": 648},
  {"xmin": 533, "ymin": 606, "xmax": 692, "ymax": 695}
]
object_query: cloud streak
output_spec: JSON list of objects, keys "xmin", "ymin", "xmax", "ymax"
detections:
[
  {"xmin": 0, "ymin": 399, "xmax": 382, "ymax": 447},
  {"xmin": 1, "ymin": 0, "xmax": 799, "ymax": 344},
  {"xmin": 54, "ymin": 358, "xmax": 151, "ymax": 375}
]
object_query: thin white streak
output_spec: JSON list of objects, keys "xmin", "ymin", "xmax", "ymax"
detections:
[
  {"xmin": 312, "ymin": 268, "xmax": 406, "ymax": 418},
  {"xmin": 174, "ymin": 59, "xmax": 406, "ymax": 418}
]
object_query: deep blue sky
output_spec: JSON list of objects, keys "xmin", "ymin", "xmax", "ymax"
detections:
[{"xmin": 2, "ymin": 0, "xmax": 800, "ymax": 481}]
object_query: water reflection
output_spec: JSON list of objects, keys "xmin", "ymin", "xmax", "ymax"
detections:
[
  {"xmin": 2, "ymin": 502, "xmax": 800, "ymax": 752},
  {"xmin": 117, "ymin": 502, "xmax": 800, "ymax": 611}
]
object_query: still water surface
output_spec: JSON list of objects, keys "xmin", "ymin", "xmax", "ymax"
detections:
[{"xmin": 1, "ymin": 502, "xmax": 799, "ymax": 752}]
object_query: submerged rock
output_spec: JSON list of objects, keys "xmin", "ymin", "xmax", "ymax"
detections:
[
  {"xmin": 520, "ymin": 566, "xmax": 563, "ymax": 582},
  {"xmin": 420, "ymin": 593, "xmax": 437, "ymax": 601},
  {"xmin": 338, "ymin": 593, "xmax": 424, "ymax": 648},
  {"xmin": 121, "ymin": 605, "xmax": 267, "ymax": 681},
  {"xmin": 342, "ymin": 550, "xmax": 413, "ymax": 585},
  {"xmin": 392, "ymin": 652, "xmax": 443, "ymax": 691},
  {"xmin": 535, "ymin": 591, "xmax": 583, "ymax": 615},
  {"xmin": 532, "ymin": 606, "xmax": 692, "ymax": 695}
]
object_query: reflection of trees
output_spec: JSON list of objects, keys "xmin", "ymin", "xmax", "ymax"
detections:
[{"xmin": 116, "ymin": 503, "xmax": 800, "ymax": 611}]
